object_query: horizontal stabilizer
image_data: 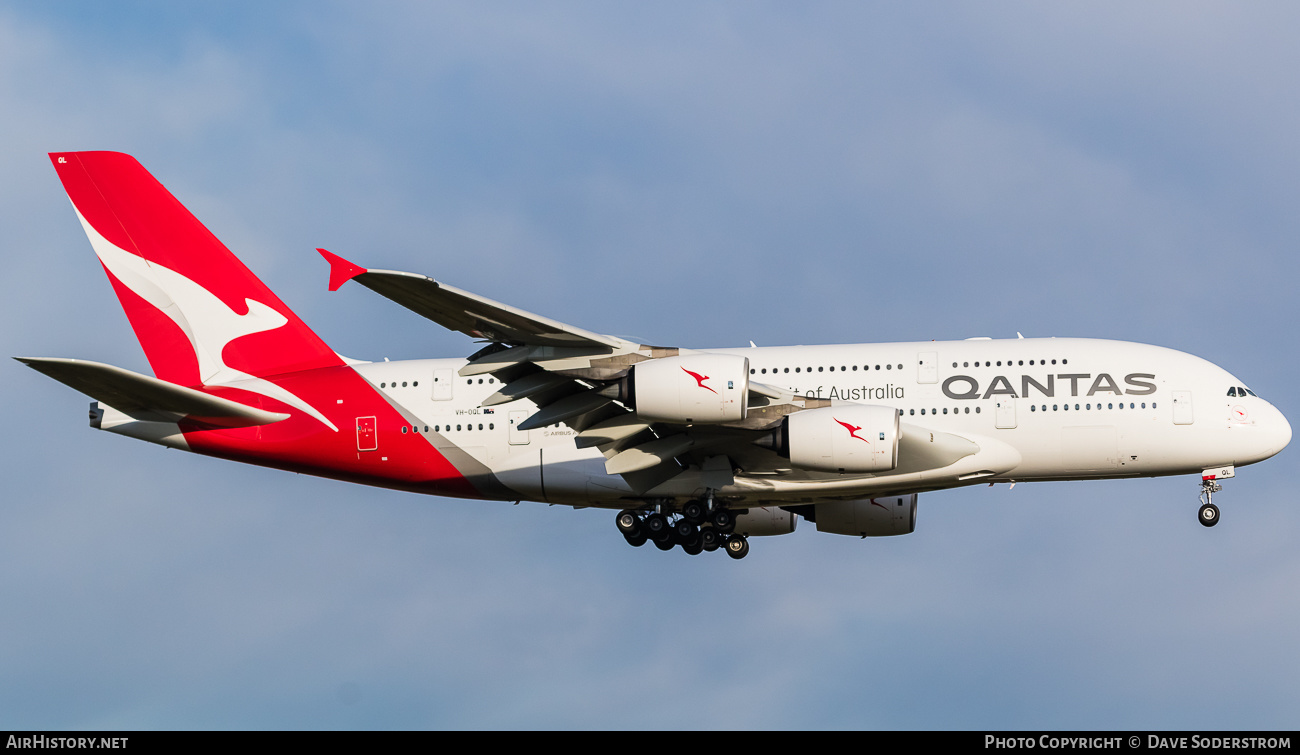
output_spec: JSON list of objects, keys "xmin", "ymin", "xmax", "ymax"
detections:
[{"xmin": 17, "ymin": 357, "xmax": 289, "ymax": 428}]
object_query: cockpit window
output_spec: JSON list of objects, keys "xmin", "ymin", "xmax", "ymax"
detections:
[
  {"xmin": 1228, "ymin": 387, "xmax": 1237, "ymax": 397},
  {"xmin": 1230, "ymin": 385, "xmax": 1260, "ymax": 398},
  {"xmin": 1245, "ymin": 387, "xmax": 1258, "ymax": 397}
]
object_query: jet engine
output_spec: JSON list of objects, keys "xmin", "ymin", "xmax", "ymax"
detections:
[
  {"xmin": 778, "ymin": 404, "xmax": 900, "ymax": 473},
  {"xmin": 732, "ymin": 506, "xmax": 797, "ymax": 537},
  {"xmin": 806, "ymin": 494, "xmax": 918, "ymax": 537},
  {"xmin": 621, "ymin": 354, "xmax": 749, "ymax": 423}
]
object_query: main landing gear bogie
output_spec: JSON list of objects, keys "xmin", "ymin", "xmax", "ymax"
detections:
[{"xmin": 614, "ymin": 502, "xmax": 749, "ymax": 559}]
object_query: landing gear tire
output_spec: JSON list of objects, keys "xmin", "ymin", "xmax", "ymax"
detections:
[
  {"xmin": 682, "ymin": 500, "xmax": 706, "ymax": 525},
  {"xmin": 644, "ymin": 513, "xmax": 667, "ymax": 537},
  {"xmin": 681, "ymin": 539, "xmax": 704, "ymax": 556},
  {"xmin": 616, "ymin": 510, "xmax": 642, "ymax": 537},
  {"xmin": 1199, "ymin": 503, "xmax": 1220, "ymax": 528},
  {"xmin": 624, "ymin": 531, "xmax": 648, "ymax": 547},
  {"xmin": 711, "ymin": 508, "xmax": 736, "ymax": 534},
  {"xmin": 700, "ymin": 528, "xmax": 719, "ymax": 551},
  {"xmin": 653, "ymin": 535, "xmax": 676, "ymax": 551},
  {"xmin": 725, "ymin": 534, "xmax": 749, "ymax": 560},
  {"xmin": 673, "ymin": 518, "xmax": 699, "ymax": 543}
]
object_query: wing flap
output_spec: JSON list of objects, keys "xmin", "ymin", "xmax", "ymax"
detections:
[{"xmin": 17, "ymin": 357, "xmax": 289, "ymax": 428}]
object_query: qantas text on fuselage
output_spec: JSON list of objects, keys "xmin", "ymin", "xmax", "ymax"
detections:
[{"xmin": 20, "ymin": 151, "xmax": 1291, "ymax": 560}]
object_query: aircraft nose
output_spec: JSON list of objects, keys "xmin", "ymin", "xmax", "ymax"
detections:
[
  {"xmin": 1269, "ymin": 404, "xmax": 1292, "ymax": 455},
  {"xmin": 1250, "ymin": 401, "xmax": 1291, "ymax": 462}
]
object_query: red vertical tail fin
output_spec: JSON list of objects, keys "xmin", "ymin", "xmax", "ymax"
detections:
[{"xmin": 49, "ymin": 151, "xmax": 343, "ymax": 387}]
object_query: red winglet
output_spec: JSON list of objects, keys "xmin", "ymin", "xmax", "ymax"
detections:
[{"xmin": 317, "ymin": 248, "xmax": 367, "ymax": 291}]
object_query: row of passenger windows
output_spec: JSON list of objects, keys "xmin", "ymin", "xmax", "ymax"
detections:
[
  {"xmin": 379, "ymin": 377, "xmax": 501, "ymax": 389},
  {"xmin": 401, "ymin": 423, "xmax": 496, "ymax": 434},
  {"xmin": 752, "ymin": 364, "xmax": 904, "ymax": 375},
  {"xmin": 749, "ymin": 358, "xmax": 1070, "ymax": 376},
  {"xmin": 954, "ymin": 359, "xmax": 1067, "ymax": 368},
  {"xmin": 903, "ymin": 407, "xmax": 982, "ymax": 415},
  {"xmin": 1030, "ymin": 402, "xmax": 1155, "ymax": 412}
]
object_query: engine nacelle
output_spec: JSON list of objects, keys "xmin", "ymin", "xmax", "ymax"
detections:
[
  {"xmin": 781, "ymin": 404, "xmax": 900, "ymax": 473},
  {"xmin": 627, "ymin": 354, "xmax": 749, "ymax": 423},
  {"xmin": 811, "ymin": 494, "xmax": 917, "ymax": 537},
  {"xmin": 732, "ymin": 506, "xmax": 797, "ymax": 537}
]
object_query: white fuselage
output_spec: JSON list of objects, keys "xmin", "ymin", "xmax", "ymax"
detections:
[{"xmin": 348, "ymin": 337, "xmax": 1291, "ymax": 507}]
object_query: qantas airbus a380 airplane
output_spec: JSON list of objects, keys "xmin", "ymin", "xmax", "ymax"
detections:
[{"xmin": 21, "ymin": 152, "xmax": 1292, "ymax": 559}]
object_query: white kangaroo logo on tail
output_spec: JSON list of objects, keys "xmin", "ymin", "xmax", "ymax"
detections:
[{"xmin": 73, "ymin": 205, "xmax": 338, "ymax": 432}]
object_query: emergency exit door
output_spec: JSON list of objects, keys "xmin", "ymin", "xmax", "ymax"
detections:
[
  {"xmin": 995, "ymin": 398, "xmax": 1017, "ymax": 429},
  {"xmin": 508, "ymin": 410, "xmax": 530, "ymax": 445},
  {"xmin": 356, "ymin": 416, "xmax": 377, "ymax": 451}
]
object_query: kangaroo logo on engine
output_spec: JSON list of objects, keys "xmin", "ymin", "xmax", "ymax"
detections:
[
  {"xmin": 682, "ymin": 367, "xmax": 718, "ymax": 395},
  {"xmin": 835, "ymin": 418, "xmax": 871, "ymax": 444}
]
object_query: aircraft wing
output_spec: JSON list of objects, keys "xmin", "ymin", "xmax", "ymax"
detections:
[
  {"xmin": 16, "ymin": 357, "xmax": 290, "ymax": 428},
  {"xmin": 317, "ymin": 250, "xmax": 873, "ymax": 492},
  {"xmin": 318, "ymin": 249, "xmax": 635, "ymax": 350}
]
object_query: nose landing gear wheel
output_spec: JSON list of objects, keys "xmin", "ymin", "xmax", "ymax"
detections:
[{"xmin": 1198, "ymin": 478, "xmax": 1223, "ymax": 528}]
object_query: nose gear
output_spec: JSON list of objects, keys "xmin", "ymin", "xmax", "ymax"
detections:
[{"xmin": 1198, "ymin": 478, "xmax": 1223, "ymax": 528}]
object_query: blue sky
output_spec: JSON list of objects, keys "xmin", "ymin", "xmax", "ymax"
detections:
[{"xmin": 2, "ymin": 1, "xmax": 1299, "ymax": 729}]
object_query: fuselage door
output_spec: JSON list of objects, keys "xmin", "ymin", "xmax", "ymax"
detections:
[
  {"xmin": 356, "ymin": 416, "xmax": 378, "ymax": 451},
  {"xmin": 509, "ymin": 410, "xmax": 530, "ymax": 445},
  {"xmin": 995, "ymin": 398, "xmax": 1017, "ymax": 429},
  {"xmin": 432, "ymin": 368, "xmax": 454, "ymax": 401},
  {"xmin": 918, "ymin": 351, "xmax": 938, "ymax": 384},
  {"xmin": 1172, "ymin": 391, "xmax": 1194, "ymax": 425}
]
